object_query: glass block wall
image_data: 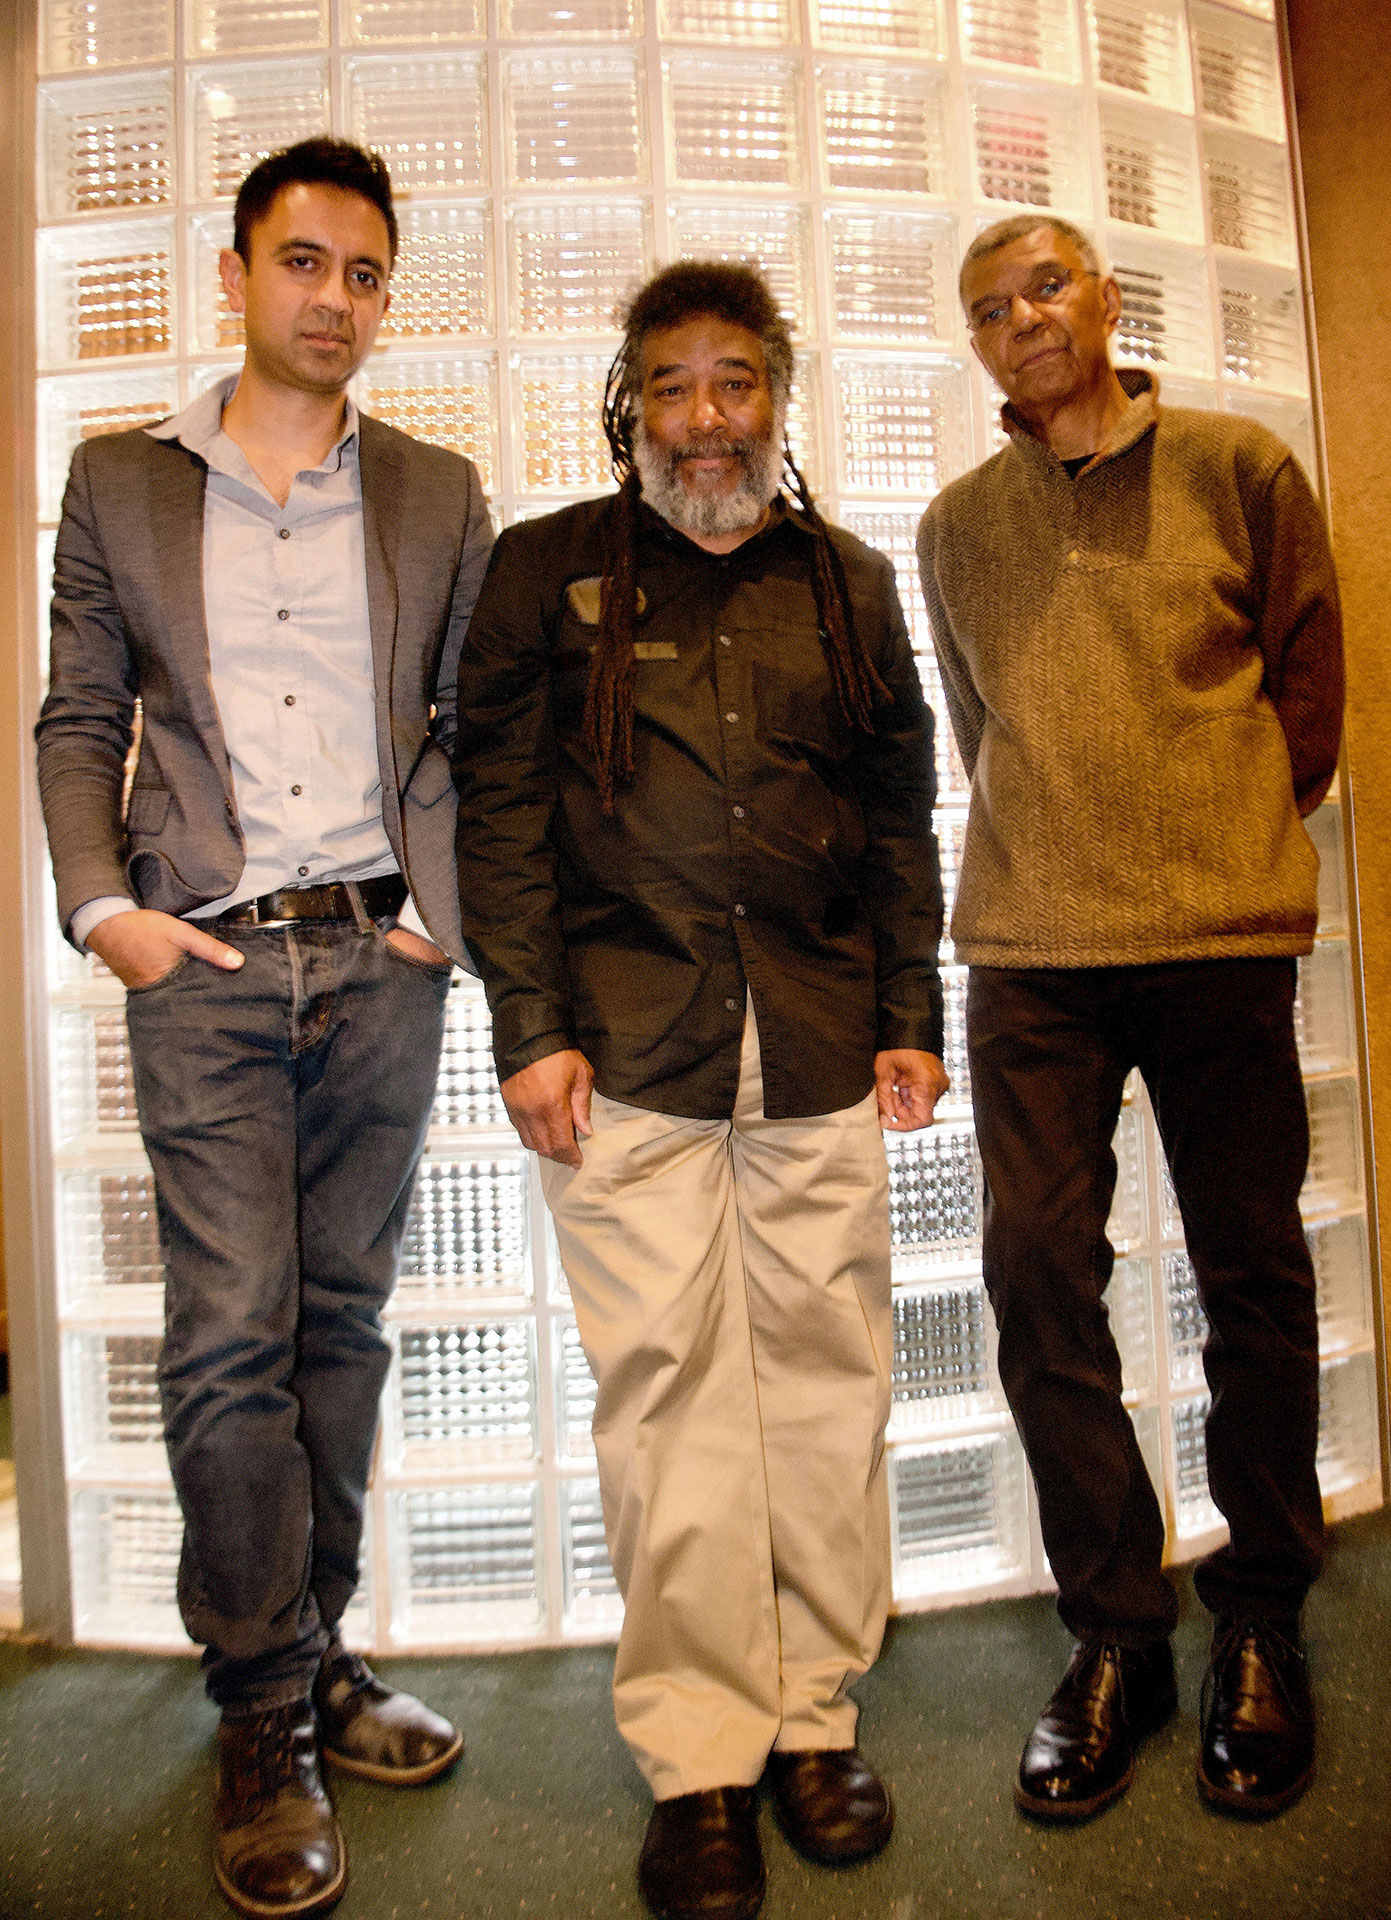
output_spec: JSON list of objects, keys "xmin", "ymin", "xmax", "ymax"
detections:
[{"xmin": 33, "ymin": 0, "xmax": 1381, "ymax": 1652}]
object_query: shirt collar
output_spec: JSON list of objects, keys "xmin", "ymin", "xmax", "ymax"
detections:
[
  {"xmin": 636, "ymin": 488, "xmax": 812, "ymax": 556},
  {"xmin": 1001, "ymin": 366, "xmax": 1159, "ymax": 470},
  {"xmin": 146, "ymin": 372, "xmax": 361, "ymax": 475}
]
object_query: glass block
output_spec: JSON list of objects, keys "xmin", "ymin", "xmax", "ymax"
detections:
[
  {"xmin": 63, "ymin": 1331, "xmax": 166, "ymax": 1476},
  {"xmin": 1100, "ymin": 100, "xmax": 1202, "ymax": 241},
  {"xmin": 958, "ymin": 0, "xmax": 1080, "ymax": 81},
  {"xmin": 670, "ymin": 202, "xmax": 812, "ymax": 339},
  {"xmin": 39, "ymin": 73, "xmax": 175, "ymax": 219},
  {"xmin": 1316, "ymin": 1351, "xmax": 1380, "ymax": 1498},
  {"xmin": 508, "ymin": 200, "xmax": 651, "ymax": 338},
  {"xmin": 889, "ymin": 1277, "xmax": 999, "ymax": 1433},
  {"xmin": 1107, "ymin": 1102, "xmax": 1147, "ymax": 1249},
  {"xmin": 191, "ymin": 62, "xmax": 330, "ymax": 204},
  {"xmin": 560, "ymin": 1478, "xmax": 622, "ymax": 1631},
  {"xmin": 886, "ymin": 1119, "xmax": 982, "ymax": 1266},
  {"xmin": 376, "ymin": 203, "xmax": 490, "ymax": 343},
  {"xmin": 187, "ymin": 359, "xmax": 243, "ymax": 399},
  {"xmin": 1168, "ymin": 1390, "xmax": 1220, "ymax": 1537},
  {"xmin": 188, "ymin": 0, "xmax": 326, "ymax": 55},
  {"xmin": 934, "ymin": 809, "xmax": 966, "ymax": 928},
  {"xmin": 1308, "ymin": 1214, "xmax": 1373, "ymax": 1356},
  {"xmin": 53, "ymin": 1005, "xmax": 139, "ymax": 1142},
  {"xmin": 812, "ymin": 0, "xmax": 942, "ymax": 57},
  {"xmin": 1162, "ymin": 1249, "xmax": 1206, "ymax": 1387},
  {"xmin": 38, "ymin": 218, "xmax": 176, "ymax": 370},
  {"xmin": 939, "ymin": 966, "xmax": 970, "ymax": 1104},
  {"xmin": 511, "ymin": 350, "xmax": 613, "ymax": 493},
  {"xmin": 1085, "ymin": 0, "xmax": 1192, "ymax": 112},
  {"xmin": 660, "ymin": 0, "xmax": 794, "ymax": 38},
  {"xmin": 1194, "ymin": 3, "xmax": 1284, "ymax": 142},
  {"xmin": 503, "ymin": 0, "xmax": 635, "ymax": 32},
  {"xmin": 1108, "ymin": 1254, "xmax": 1157, "ymax": 1399},
  {"xmin": 1110, "ymin": 235, "xmax": 1215, "ymax": 378},
  {"xmin": 1153, "ymin": 373, "xmax": 1217, "ymax": 412},
  {"xmin": 387, "ymin": 1482, "xmax": 544, "ymax": 1642},
  {"xmin": 431, "ymin": 987, "xmax": 508, "ymax": 1130},
  {"xmin": 1203, "ymin": 128, "xmax": 1296, "ymax": 264},
  {"xmin": 1215, "ymin": 0, "xmax": 1274, "ymax": 15},
  {"xmin": 396, "ymin": 1155, "xmax": 531, "ymax": 1298},
  {"xmin": 1224, "ymin": 386, "xmax": 1317, "ymax": 480},
  {"xmin": 357, "ymin": 352, "xmax": 499, "ymax": 492},
  {"xmin": 1294, "ymin": 939, "xmax": 1355, "ymax": 1076},
  {"xmin": 1301, "ymin": 1078, "xmax": 1363, "ymax": 1219},
  {"xmin": 1128, "ymin": 1401, "xmax": 1164, "ymax": 1498},
  {"xmin": 785, "ymin": 353, "xmax": 824, "ymax": 496},
  {"xmin": 188, "ymin": 210, "xmax": 243, "ymax": 354},
  {"xmin": 347, "ymin": 0, "xmax": 482, "ymax": 41},
  {"xmin": 833, "ymin": 355, "xmax": 970, "ymax": 497},
  {"xmin": 386, "ymin": 1320, "xmax": 538, "ymax": 1468},
  {"xmin": 826, "ymin": 208, "xmax": 958, "ymax": 345},
  {"xmin": 504, "ymin": 51, "xmax": 644, "ymax": 189},
  {"xmin": 818, "ymin": 61, "xmax": 949, "ymax": 197},
  {"xmin": 553, "ymin": 1315, "xmax": 598, "ymax": 1460},
  {"xmin": 57, "ymin": 1166, "xmax": 165, "ymax": 1311},
  {"xmin": 970, "ymin": 79, "xmax": 1089, "ymax": 214},
  {"xmin": 1218, "ymin": 260, "xmax": 1307, "ymax": 392},
  {"xmin": 43, "ymin": 0, "xmax": 174, "ymax": 72},
  {"xmin": 70, "ymin": 1485, "xmax": 186, "ymax": 1644},
  {"xmin": 665, "ymin": 53, "xmax": 803, "ymax": 190},
  {"xmin": 890, "ymin": 1427, "xmax": 1031, "ymax": 1598},
  {"xmin": 345, "ymin": 53, "xmax": 488, "ymax": 195}
]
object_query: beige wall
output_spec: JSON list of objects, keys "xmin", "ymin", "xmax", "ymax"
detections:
[{"xmin": 1286, "ymin": 3, "xmax": 1391, "ymax": 1375}]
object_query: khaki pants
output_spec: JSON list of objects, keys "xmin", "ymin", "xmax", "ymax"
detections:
[{"xmin": 540, "ymin": 1007, "xmax": 893, "ymax": 1799}]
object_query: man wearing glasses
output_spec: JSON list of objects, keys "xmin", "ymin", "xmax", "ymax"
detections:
[{"xmin": 918, "ymin": 215, "xmax": 1343, "ymax": 1824}]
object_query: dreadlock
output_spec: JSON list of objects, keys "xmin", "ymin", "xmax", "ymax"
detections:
[{"xmin": 587, "ymin": 260, "xmax": 889, "ymax": 811}]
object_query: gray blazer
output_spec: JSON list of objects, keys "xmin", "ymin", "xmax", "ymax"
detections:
[{"xmin": 36, "ymin": 411, "xmax": 493, "ymax": 967}]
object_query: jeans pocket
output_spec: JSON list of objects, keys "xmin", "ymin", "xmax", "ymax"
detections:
[
  {"xmin": 124, "ymin": 953, "xmax": 193, "ymax": 996},
  {"xmin": 379, "ymin": 930, "xmax": 455, "ymax": 979}
]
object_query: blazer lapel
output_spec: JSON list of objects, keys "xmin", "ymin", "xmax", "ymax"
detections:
[
  {"xmin": 145, "ymin": 443, "xmax": 227, "ymax": 753},
  {"xmin": 359, "ymin": 414, "xmax": 404, "ymax": 795}
]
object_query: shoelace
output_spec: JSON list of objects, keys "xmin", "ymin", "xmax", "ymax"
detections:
[{"xmin": 1200, "ymin": 1620, "xmax": 1304, "ymax": 1730}]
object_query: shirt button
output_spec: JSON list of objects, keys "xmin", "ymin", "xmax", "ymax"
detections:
[
  {"xmin": 278, "ymin": 528, "xmax": 291, "ymax": 540},
  {"xmin": 732, "ymin": 805, "xmax": 745, "ymax": 819},
  {"xmin": 290, "ymin": 784, "xmax": 303, "ymax": 796},
  {"xmin": 297, "ymin": 865, "xmax": 309, "ymax": 877},
  {"xmin": 277, "ymin": 608, "xmax": 290, "ymax": 620},
  {"xmin": 725, "ymin": 998, "xmax": 740, "ymax": 1013},
  {"xmin": 725, "ymin": 711, "xmax": 738, "ymax": 724},
  {"xmin": 284, "ymin": 694, "xmax": 295, "ymax": 706}
]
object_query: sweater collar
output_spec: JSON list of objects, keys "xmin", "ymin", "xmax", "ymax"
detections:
[{"xmin": 1000, "ymin": 366, "xmax": 1159, "ymax": 474}]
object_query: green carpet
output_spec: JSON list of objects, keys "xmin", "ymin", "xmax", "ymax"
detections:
[{"xmin": 2, "ymin": 1508, "xmax": 1389, "ymax": 1920}]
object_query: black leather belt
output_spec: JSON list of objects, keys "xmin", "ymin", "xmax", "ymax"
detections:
[{"xmin": 212, "ymin": 875, "xmax": 408, "ymax": 928}]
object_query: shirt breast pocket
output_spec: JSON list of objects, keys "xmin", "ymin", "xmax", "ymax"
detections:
[{"xmin": 751, "ymin": 625, "xmax": 855, "ymax": 764}]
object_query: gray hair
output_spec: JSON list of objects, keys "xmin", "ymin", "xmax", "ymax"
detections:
[{"xmin": 959, "ymin": 216, "xmax": 1104, "ymax": 310}]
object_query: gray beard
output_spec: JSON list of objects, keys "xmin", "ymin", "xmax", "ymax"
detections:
[{"xmin": 633, "ymin": 414, "xmax": 785, "ymax": 540}]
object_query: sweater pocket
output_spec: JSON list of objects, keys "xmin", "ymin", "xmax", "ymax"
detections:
[{"xmin": 1161, "ymin": 709, "xmax": 1317, "ymax": 934}]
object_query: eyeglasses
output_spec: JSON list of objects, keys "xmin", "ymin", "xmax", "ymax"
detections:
[{"xmin": 968, "ymin": 267, "xmax": 1098, "ymax": 335}]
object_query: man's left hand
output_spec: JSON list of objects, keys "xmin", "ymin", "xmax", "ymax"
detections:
[
  {"xmin": 874, "ymin": 1050, "xmax": 949, "ymax": 1131},
  {"xmin": 385, "ymin": 926, "xmax": 451, "ymax": 967}
]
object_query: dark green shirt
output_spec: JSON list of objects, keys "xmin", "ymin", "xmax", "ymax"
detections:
[{"xmin": 454, "ymin": 492, "xmax": 944, "ymax": 1121}]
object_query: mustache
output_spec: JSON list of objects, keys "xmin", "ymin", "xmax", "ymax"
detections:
[{"xmin": 665, "ymin": 431, "xmax": 768, "ymax": 467}]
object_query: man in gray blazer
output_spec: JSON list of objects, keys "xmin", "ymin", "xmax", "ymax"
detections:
[{"xmin": 36, "ymin": 138, "xmax": 492, "ymax": 1920}]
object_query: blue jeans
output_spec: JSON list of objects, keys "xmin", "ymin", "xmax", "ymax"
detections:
[{"xmin": 124, "ymin": 919, "xmax": 451, "ymax": 1711}]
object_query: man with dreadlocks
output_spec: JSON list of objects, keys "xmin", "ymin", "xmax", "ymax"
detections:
[{"xmin": 453, "ymin": 262, "xmax": 946, "ymax": 1920}]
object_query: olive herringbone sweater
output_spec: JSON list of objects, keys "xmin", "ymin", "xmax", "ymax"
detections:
[{"xmin": 917, "ymin": 371, "xmax": 1344, "ymax": 968}]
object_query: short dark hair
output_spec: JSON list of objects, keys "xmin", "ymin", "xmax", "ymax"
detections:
[
  {"xmin": 603, "ymin": 260, "xmax": 794, "ymax": 478},
  {"xmin": 233, "ymin": 136, "xmax": 398, "ymax": 267},
  {"xmin": 959, "ymin": 215, "xmax": 1102, "ymax": 308}
]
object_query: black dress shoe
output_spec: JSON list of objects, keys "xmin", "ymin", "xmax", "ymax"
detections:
[
  {"xmin": 638, "ymin": 1786, "xmax": 764, "ymax": 1920},
  {"xmin": 1198, "ymin": 1617, "xmax": 1314, "ymax": 1817},
  {"xmin": 1016, "ymin": 1638, "xmax": 1177, "ymax": 1822},
  {"xmin": 313, "ymin": 1642, "xmax": 463, "ymax": 1786},
  {"xmin": 215, "ymin": 1700, "xmax": 346, "ymax": 1919},
  {"xmin": 764, "ymin": 1748, "xmax": 893, "ymax": 1864}
]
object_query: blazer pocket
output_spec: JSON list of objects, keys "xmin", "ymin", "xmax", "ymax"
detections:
[{"xmin": 125, "ymin": 787, "xmax": 172, "ymax": 834}]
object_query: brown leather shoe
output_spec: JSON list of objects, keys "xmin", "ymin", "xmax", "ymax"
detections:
[
  {"xmin": 1198, "ymin": 1618, "xmax": 1314, "ymax": 1817},
  {"xmin": 637, "ymin": 1786, "xmax": 764, "ymax": 1920},
  {"xmin": 1016, "ymin": 1639, "xmax": 1176, "ymax": 1821},
  {"xmin": 214, "ymin": 1701, "xmax": 346, "ymax": 1919},
  {"xmin": 764, "ymin": 1748, "xmax": 894, "ymax": 1864},
  {"xmin": 313, "ymin": 1642, "xmax": 463, "ymax": 1786}
]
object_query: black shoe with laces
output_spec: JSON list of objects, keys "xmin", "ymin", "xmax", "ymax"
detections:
[
  {"xmin": 214, "ymin": 1699, "xmax": 346, "ymax": 1919},
  {"xmin": 313, "ymin": 1639, "xmax": 463, "ymax": 1787},
  {"xmin": 1198, "ymin": 1617, "xmax": 1314, "ymax": 1817},
  {"xmin": 1015, "ymin": 1638, "xmax": 1177, "ymax": 1821}
]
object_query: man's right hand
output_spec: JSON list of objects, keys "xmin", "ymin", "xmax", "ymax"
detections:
[
  {"xmin": 86, "ymin": 909, "xmax": 246, "ymax": 991},
  {"xmin": 500, "ymin": 1048, "xmax": 594, "ymax": 1170}
]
